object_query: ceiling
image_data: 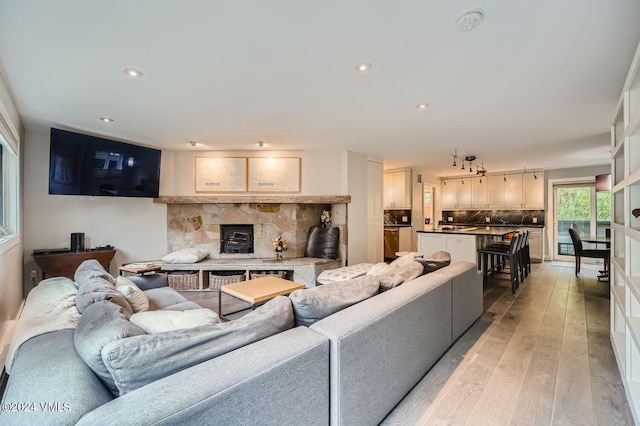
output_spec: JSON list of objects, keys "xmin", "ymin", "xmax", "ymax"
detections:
[{"xmin": 1, "ymin": 1, "xmax": 639, "ymax": 177}]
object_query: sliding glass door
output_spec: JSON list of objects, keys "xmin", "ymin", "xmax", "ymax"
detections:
[{"xmin": 553, "ymin": 183, "xmax": 611, "ymax": 261}]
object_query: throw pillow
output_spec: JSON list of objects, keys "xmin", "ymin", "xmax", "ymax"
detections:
[
  {"xmin": 289, "ymin": 275, "xmax": 380, "ymax": 327},
  {"xmin": 378, "ymin": 261, "xmax": 424, "ymax": 292},
  {"xmin": 75, "ymin": 277, "xmax": 133, "ymax": 315},
  {"xmin": 130, "ymin": 309, "xmax": 220, "ymax": 333},
  {"xmin": 389, "ymin": 252, "xmax": 422, "ymax": 268},
  {"xmin": 161, "ymin": 247, "xmax": 209, "ymax": 264},
  {"xmin": 74, "ymin": 259, "xmax": 116, "ymax": 287},
  {"xmin": 73, "ymin": 300, "xmax": 146, "ymax": 396},
  {"xmin": 366, "ymin": 262, "xmax": 393, "ymax": 276},
  {"xmin": 102, "ymin": 296, "xmax": 294, "ymax": 395},
  {"xmin": 115, "ymin": 276, "xmax": 149, "ymax": 313},
  {"xmin": 415, "ymin": 251, "xmax": 451, "ymax": 274}
]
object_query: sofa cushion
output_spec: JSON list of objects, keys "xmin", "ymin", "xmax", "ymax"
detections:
[
  {"xmin": 415, "ymin": 251, "xmax": 451, "ymax": 274},
  {"xmin": 161, "ymin": 247, "xmax": 209, "ymax": 264},
  {"xmin": 130, "ymin": 309, "xmax": 220, "ymax": 333},
  {"xmin": 144, "ymin": 286, "xmax": 192, "ymax": 310},
  {"xmin": 289, "ymin": 275, "xmax": 380, "ymax": 327},
  {"xmin": 75, "ymin": 277, "xmax": 133, "ymax": 315},
  {"xmin": 102, "ymin": 296, "xmax": 294, "ymax": 395},
  {"xmin": 115, "ymin": 276, "xmax": 149, "ymax": 313},
  {"xmin": 73, "ymin": 300, "xmax": 146, "ymax": 396},
  {"xmin": 378, "ymin": 261, "xmax": 425, "ymax": 292},
  {"xmin": 316, "ymin": 263, "xmax": 374, "ymax": 284},
  {"xmin": 74, "ymin": 259, "xmax": 116, "ymax": 287}
]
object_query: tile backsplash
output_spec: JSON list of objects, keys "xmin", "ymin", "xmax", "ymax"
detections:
[{"xmin": 441, "ymin": 210, "xmax": 545, "ymax": 226}]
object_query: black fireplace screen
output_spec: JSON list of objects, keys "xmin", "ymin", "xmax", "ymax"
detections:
[{"xmin": 220, "ymin": 224, "xmax": 254, "ymax": 254}]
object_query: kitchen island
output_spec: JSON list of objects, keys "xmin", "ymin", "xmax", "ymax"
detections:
[{"xmin": 417, "ymin": 227, "xmax": 519, "ymax": 265}]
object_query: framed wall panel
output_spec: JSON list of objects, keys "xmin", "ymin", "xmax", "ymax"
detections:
[
  {"xmin": 195, "ymin": 157, "xmax": 247, "ymax": 192},
  {"xmin": 248, "ymin": 157, "xmax": 300, "ymax": 192}
]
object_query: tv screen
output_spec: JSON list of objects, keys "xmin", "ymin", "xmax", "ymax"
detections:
[{"xmin": 49, "ymin": 128, "xmax": 161, "ymax": 198}]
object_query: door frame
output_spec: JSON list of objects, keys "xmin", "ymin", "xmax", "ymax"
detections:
[{"xmin": 547, "ymin": 176, "xmax": 595, "ymax": 261}]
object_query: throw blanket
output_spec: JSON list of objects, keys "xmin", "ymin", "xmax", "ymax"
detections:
[{"xmin": 5, "ymin": 277, "xmax": 80, "ymax": 373}]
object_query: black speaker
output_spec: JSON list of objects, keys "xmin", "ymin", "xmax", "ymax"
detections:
[{"xmin": 71, "ymin": 233, "xmax": 85, "ymax": 252}]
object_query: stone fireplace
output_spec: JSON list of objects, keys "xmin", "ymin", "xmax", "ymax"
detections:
[{"xmin": 156, "ymin": 195, "xmax": 349, "ymax": 264}]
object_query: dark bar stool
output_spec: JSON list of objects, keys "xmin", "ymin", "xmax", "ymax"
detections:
[{"xmin": 477, "ymin": 233, "xmax": 521, "ymax": 294}]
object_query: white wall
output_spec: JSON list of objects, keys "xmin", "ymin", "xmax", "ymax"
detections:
[
  {"xmin": 172, "ymin": 150, "xmax": 345, "ymax": 196},
  {"xmin": 23, "ymin": 126, "xmax": 170, "ymax": 286},
  {"xmin": 23, "ymin": 138, "xmax": 365, "ymax": 284}
]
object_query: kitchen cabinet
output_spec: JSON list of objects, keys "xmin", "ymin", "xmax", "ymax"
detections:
[
  {"xmin": 441, "ymin": 179, "xmax": 458, "ymax": 209},
  {"xmin": 417, "ymin": 233, "xmax": 477, "ymax": 263},
  {"xmin": 440, "ymin": 178, "xmax": 473, "ymax": 209},
  {"xmin": 609, "ymin": 38, "xmax": 640, "ymax": 423},
  {"xmin": 384, "ymin": 169, "xmax": 412, "ymax": 209},
  {"xmin": 472, "ymin": 176, "xmax": 489, "ymax": 208},
  {"xmin": 442, "ymin": 172, "xmax": 543, "ymax": 210}
]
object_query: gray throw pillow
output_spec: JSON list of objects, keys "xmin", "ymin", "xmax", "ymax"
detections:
[
  {"xmin": 289, "ymin": 275, "xmax": 380, "ymax": 327},
  {"xmin": 74, "ymin": 259, "xmax": 115, "ymax": 287},
  {"xmin": 75, "ymin": 277, "xmax": 133, "ymax": 315},
  {"xmin": 378, "ymin": 261, "xmax": 425, "ymax": 292},
  {"xmin": 73, "ymin": 300, "xmax": 146, "ymax": 396},
  {"xmin": 415, "ymin": 251, "xmax": 451, "ymax": 274},
  {"xmin": 102, "ymin": 296, "xmax": 294, "ymax": 395}
]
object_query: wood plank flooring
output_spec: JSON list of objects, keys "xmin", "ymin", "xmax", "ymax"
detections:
[
  {"xmin": 180, "ymin": 262, "xmax": 633, "ymax": 425},
  {"xmin": 381, "ymin": 261, "xmax": 634, "ymax": 425}
]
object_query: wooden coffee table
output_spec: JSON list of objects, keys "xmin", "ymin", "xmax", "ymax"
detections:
[{"xmin": 218, "ymin": 276, "xmax": 305, "ymax": 319}]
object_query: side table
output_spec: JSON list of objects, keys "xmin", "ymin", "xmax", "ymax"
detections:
[{"xmin": 33, "ymin": 249, "xmax": 116, "ymax": 280}]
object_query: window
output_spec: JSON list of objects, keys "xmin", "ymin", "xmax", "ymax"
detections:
[
  {"xmin": 0, "ymin": 146, "xmax": 3, "ymax": 228},
  {"xmin": 0, "ymin": 130, "xmax": 17, "ymax": 242}
]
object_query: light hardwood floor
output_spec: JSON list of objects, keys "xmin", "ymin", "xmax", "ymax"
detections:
[
  {"xmin": 180, "ymin": 262, "xmax": 633, "ymax": 425},
  {"xmin": 382, "ymin": 261, "xmax": 633, "ymax": 425}
]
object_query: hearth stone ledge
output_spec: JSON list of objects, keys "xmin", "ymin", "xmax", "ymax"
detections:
[{"xmin": 155, "ymin": 195, "xmax": 351, "ymax": 204}]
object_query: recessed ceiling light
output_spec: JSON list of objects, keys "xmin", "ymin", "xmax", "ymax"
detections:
[
  {"xmin": 100, "ymin": 117, "xmax": 114, "ymax": 122},
  {"xmin": 124, "ymin": 67, "xmax": 143, "ymax": 78},
  {"xmin": 355, "ymin": 62, "xmax": 372, "ymax": 72},
  {"xmin": 456, "ymin": 9, "xmax": 484, "ymax": 32},
  {"xmin": 416, "ymin": 103, "xmax": 429, "ymax": 110},
  {"xmin": 189, "ymin": 141, "xmax": 197, "ymax": 147}
]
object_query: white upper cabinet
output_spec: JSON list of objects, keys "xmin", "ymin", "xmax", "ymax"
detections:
[
  {"xmin": 487, "ymin": 175, "xmax": 505, "ymax": 208},
  {"xmin": 457, "ymin": 179, "xmax": 473, "ymax": 208},
  {"xmin": 441, "ymin": 172, "xmax": 544, "ymax": 210},
  {"xmin": 504, "ymin": 175, "xmax": 523, "ymax": 208},
  {"xmin": 441, "ymin": 179, "xmax": 458, "ymax": 209},
  {"xmin": 383, "ymin": 169, "xmax": 412, "ymax": 209},
  {"xmin": 522, "ymin": 172, "xmax": 544, "ymax": 208},
  {"xmin": 472, "ymin": 176, "xmax": 489, "ymax": 208}
]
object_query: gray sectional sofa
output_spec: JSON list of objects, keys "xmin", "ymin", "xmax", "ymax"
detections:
[{"xmin": 1, "ymin": 256, "xmax": 482, "ymax": 426}]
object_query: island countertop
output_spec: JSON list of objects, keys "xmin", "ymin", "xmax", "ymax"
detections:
[{"xmin": 417, "ymin": 227, "xmax": 519, "ymax": 237}]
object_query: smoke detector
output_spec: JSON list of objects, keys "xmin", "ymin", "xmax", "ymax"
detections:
[{"xmin": 456, "ymin": 9, "xmax": 484, "ymax": 32}]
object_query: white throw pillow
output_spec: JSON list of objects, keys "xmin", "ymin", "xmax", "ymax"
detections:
[
  {"xmin": 161, "ymin": 247, "xmax": 209, "ymax": 264},
  {"xmin": 115, "ymin": 276, "xmax": 149, "ymax": 313},
  {"xmin": 366, "ymin": 262, "xmax": 393, "ymax": 276},
  {"xmin": 389, "ymin": 252, "xmax": 422, "ymax": 269},
  {"xmin": 130, "ymin": 309, "xmax": 220, "ymax": 333}
]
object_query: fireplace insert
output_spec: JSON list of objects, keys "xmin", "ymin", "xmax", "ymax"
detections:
[{"xmin": 220, "ymin": 224, "xmax": 254, "ymax": 254}]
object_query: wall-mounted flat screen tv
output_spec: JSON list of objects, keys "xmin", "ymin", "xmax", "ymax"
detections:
[{"xmin": 49, "ymin": 128, "xmax": 161, "ymax": 198}]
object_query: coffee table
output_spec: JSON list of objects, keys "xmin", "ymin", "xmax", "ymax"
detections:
[{"xmin": 218, "ymin": 276, "xmax": 305, "ymax": 319}]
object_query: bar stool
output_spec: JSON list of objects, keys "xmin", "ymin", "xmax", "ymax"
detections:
[{"xmin": 477, "ymin": 233, "xmax": 521, "ymax": 294}]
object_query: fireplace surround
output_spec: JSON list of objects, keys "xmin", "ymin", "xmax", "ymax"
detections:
[{"xmin": 156, "ymin": 195, "xmax": 349, "ymax": 265}]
